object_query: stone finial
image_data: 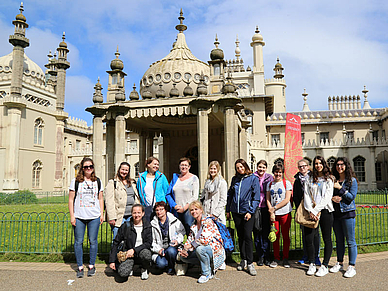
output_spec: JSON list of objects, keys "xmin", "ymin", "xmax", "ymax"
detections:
[
  {"xmin": 196, "ymin": 72, "xmax": 208, "ymax": 97},
  {"xmin": 273, "ymin": 57, "xmax": 284, "ymax": 79},
  {"xmin": 183, "ymin": 82, "xmax": 194, "ymax": 97},
  {"xmin": 93, "ymin": 77, "xmax": 104, "ymax": 103},
  {"xmin": 156, "ymin": 84, "xmax": 166, "ymax": 98},
  {"xmin": 362, "ymin": 85, "xmax": 371, "ymax": 109},
  {"xmin": 175, "ymin": 8, "xmax": 187, "ymax": 33},
  {"xmin": 223, "ymin": 70, "xmax": 236, "ymax": 95},
  {"xmin": 169, "ymin": 83, "xmax": 179, "ymax": 97},
  {"xmin": 129, "ymin": 83, "xmax": 140, "ymax": 100},
  {"xmin": 235, "ymin": 35, "xmax": 241, "ymax": 60},
  {"xmin": 302, "ymin": 88, "xmax": 310, "ymax": 111},
  {"xmin": 142, "ymin": 87, "xmax": 152, "ymax": 99}
]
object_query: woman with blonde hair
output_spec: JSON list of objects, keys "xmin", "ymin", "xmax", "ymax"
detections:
[
  {"xmin": 178, "ymin": 201, "xmax": 225, "ymax": 283},
  {"xmin": 68, "ymin": 157, "xmax": 104, "ymax": 278},
  {"xmin": 105, "ymin": 162, "xmax": 140, "ymax": 239},
  {"xmin": 200, "ymin": 161, "xmax": 227, "ymax": 225}
]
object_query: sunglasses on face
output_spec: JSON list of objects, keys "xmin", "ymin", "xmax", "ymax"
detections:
[{"xmin": 83, "ymin": 165, "xmax": 94, "ymax": 170}]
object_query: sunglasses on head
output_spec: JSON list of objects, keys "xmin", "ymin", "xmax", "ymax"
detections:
[{"xmin": 83, "ymin": 165, "xmax": 94, "ymax": 170}]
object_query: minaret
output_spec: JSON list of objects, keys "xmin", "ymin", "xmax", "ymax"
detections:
[
  {"xmin": 3, "ymin": 3, "xmax": 29, "ymax": 191},
  {"xmin": 208, "ymin": 35, "xmax": 226, "ymax": 94},
  {"xmin": 55, "ymin": 32, "xmax": 70, "ymax": 111},
  {"xmin": 53, "ymin": 33, "xmax": 70, "ymax": 189},
  {"xmin": 106, "ymin": 46, "xmax": 126, "ymax": 102},
  {"xmin": 265, "ymin": 58, "xmax": 287, "ymax": 112},
  {"xmin": 250, "ymin": 26, "xmax": 265, "ymax": 95}
]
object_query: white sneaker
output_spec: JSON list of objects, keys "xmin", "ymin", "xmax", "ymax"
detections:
[
  {"xmin": 315, "ymin": 265, "xmax": 329, "ymax": 277},
  {"xmin": 141, "ymin": 268, "xmax": 149, "ymax": 280},
  {"xmin": 344, "ymin": 265, "xmax": 356, "ymax": 278},
  {"xmin": 306, "ymin": 263, "xmax": 316, "ymax": 276},
  {"xmin": 330, "ymin": 262, "xmax": 343, "ymax": 273},
  {"xmin": 219, "ymin": 262, "xmax": 226, "ymax": 270},
  {"xmin": 269, "ymin": 260, "xmax": 278, "ymax": 268}
]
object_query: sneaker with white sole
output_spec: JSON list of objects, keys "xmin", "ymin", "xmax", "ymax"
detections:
[
  {"xmin": 269, "ymin": 260, "xmax": 278, "ymax": 268},
  {"xmin": 315, "ymin": 265, "xmax": 329, "ymax": 277},
  {"xmin": 247, "ymin": 263, "xmax": 257, "ymax": 276},
  {"xmin": 141, "ymin": 268, "xmax": 149, "ymax": 280},
  {"xmin": 344, "ymin": 265, "xmax": 356, "ymax": 278},
  {"xmin": 197, "ymin": 274, "xmax": 213, "ymax": 283},
  {"xmin": 237, "ymin": 260, "xmax": 247, "ymax": 271},
  {"xmin": 329, "ymin": 262, "xmax": 343, "ymax": 273},
  {"xmin": 283, "ymin": 259, "xmax": 290, "ymax": 268},
  {"xmin": 219, "ymin": 262, "xmax": 226, "ymax": 270},
  {"xmin": 306, "ymin": 263, "xmax": 316, "ymax": 276}
]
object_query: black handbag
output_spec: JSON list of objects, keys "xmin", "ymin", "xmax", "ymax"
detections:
[{"xmin": 253, "ymin": 207, "xmax": 262, "ymax": 232}]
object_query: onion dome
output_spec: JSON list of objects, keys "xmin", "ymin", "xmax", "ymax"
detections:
[
  {"xmin": 252, "ymin": 26, "xmax": 264, "ymax": 42},
  {"xmin": 129, "ymin": 83, "xmax": 140, "ymax": 100},
  {"xmin": 169, "ymin": 83, "xmax": 179, "ymax": 97},
  {"xmin": 110, "ymin": 46, "xmax": 124, "ymax": 71},
  {"xmin": 140, "ymin": 9, "xmax": 209, "ymax": 99},
  {"xmin": 183, "ymin": 82, "xmax": 194, "ymax": 96},
  {"xmin": 142, "ymin": 87, "xmax": 152, "ymax": 99},
  {"xmin": 59, "ymin": 32, "xmax": 68, "ymax": 48},
  {"xmin": 223, "ymin": 72, "xmax": 236, "ymax": 94},
  {"xmin": 210, "ymin": 34, "xmax": 224, "ymax": 61},
  {"xmin": 15, "ymin": 3, "xmax": 26, "ymax": 22},
  {"xmin": 115, "ymin": 87, "xmax": 126, "ymax": 102},
  {"xmin": 155, "ymin": 84, "xmax": 166, "ymax": 98}
]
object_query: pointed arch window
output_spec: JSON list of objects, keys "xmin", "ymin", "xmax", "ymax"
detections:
[
  {"xmin": 34, "ymin": 118, "xmax": 44, "ymax": 145},
  {"xmin": 32, "ymin": 160, "xmax": 43, "ymax": 189},
  {"xmin": 327, "ymin": 156, "xmax": 336, "ymax": 170},
  {"xmin": 274, "ymin": 158, "xmax": 284, "ymax": 167},
  {"xmin": 353, "ymin": 156, "xmax": 366, "ymax": 182}
]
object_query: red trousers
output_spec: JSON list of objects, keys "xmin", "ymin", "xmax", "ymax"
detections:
[{"xmin": 273, "ymin": 213, "xmax": 291, "ymax": 260}]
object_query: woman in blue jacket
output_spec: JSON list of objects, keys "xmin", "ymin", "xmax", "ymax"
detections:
[
  {"xmin": 137, "ymin": 157, "xmax": 169, "ymax": 222},
  {"xmin": 226, "ymin": 158, "xmax": 260, "ymax": 276},
  {"xmin": 330, "ymin": 157, "xmax": 358, "ymax": 278}
]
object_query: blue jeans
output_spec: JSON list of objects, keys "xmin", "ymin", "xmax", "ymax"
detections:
[
  {"xmin": 333, "ymin": 217, "xmax": 357, "ymax": 265},
  {"xmin": 181, "ymin": 245, "xmax": 213, "ymax": 276},
  {"xmin": 110, "ymin": 216, "xmax": 132, "ymax": 240},
  {"xmin": 178, "ymin": 209, "xmax": 194, "ymax": 236},
  {"xmin": 155, "ymin": 246, "xmax": 178, "ymax": 270},
  {"xmin": 73, "ymin": 217, "xmax": 100, "ymax": 267}
]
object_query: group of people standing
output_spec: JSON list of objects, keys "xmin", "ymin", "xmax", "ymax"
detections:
[{"xmin": 68, "ymin": 154, "xmax": 358, "ymax": 282}]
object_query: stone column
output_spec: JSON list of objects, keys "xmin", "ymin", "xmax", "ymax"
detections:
[
  {"xmin": 239, "ymin": 120, "xmax": 249, "ymax": 162},
  {"xmin": 146, "ymin": 134, "xmax": 154, "ymax": 159},
  {"xmin": 2, "ymin": 104, "xmax": 25, "ymax": 191},
  {"xmin": 190, "ymin": 98, "xmax": 213, "ymax": 188},
  {"xmin": 215, "ymin": 97, "xmax": 242, "ymax": 184},
  {"xmin": 105, "ymin": 120, "xmax": 115, "ymax": 181},
  {"xmin": 139, "ymin": 132, "xmax": 146, "ymax": 172},
  {"xmin": 115, "ymin": 113, "xmax": 126, "ymax": 167},
  {"xmin": 158, "ymin": 134, "xmax": 164, "ymax": 172},
  {"xmin": 54, "ymin": 113, "xmax": 67, "ymax": 189},
  {"xmin": 368, "ymin": 147, "xmax": 377, "ymax": 190}
]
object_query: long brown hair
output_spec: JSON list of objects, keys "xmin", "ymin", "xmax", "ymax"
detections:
[
  {"xmin": 234, "ymin": 158, "xmax": 252, "ymax": 176},
  {"xmin": 76, "ymin": 157, "xmax": 97, "ymax": 182},
  {"xmin": 331, "ymin": 157, "xmax": 358, "ymax": 184},
  {"xmin": 311, "ymin": 156, "xmax": 331, "ymax": 183},
  {"xmin": 116, "ymin": 162, "xmax": 134, "ymax": 186}
]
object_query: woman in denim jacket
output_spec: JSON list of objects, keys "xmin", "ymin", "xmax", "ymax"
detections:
[{"xmin": 330, "ymin": 157, "xmax": 358, "ymax": 278}]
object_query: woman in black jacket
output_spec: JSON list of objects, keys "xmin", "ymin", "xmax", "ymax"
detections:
[{"xmin": 109, "ymin": 204, "xmax": 152, "ymax": 280}]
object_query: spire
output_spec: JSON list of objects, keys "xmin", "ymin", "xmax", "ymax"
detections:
[
  {"xmin": 110, "ymin": 46, "xmax": 124, "ymax": 71},
  {"xmin": 235, "ymin": 35, "xmax": 241, "ymax": 61},
  {"xmin": 362, "ymin": 85, "xmax": 371, "ymax": 109},
  {"xmin": 210, "ymin": 34, "xmax": 224, "ymax": 61},
  {"xmin": 175, "ymin": 8, "xmax": 187, "ymax": 33},
  {"xmin": 302, "ymin": 88, "xmax": 310, "ymax": 111}
]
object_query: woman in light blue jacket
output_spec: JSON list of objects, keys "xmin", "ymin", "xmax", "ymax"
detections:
[
  {"xmin": 330, "ymin": 157, "xmax": 358, "ymax": 278},
  {"xmin": 137, "ymin": 157, "xmax": 169, "ymax": 222}
]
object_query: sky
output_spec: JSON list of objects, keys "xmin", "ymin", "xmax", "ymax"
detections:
[{"xmin": 1, "ymin": 0, "xmax": 387, "ymax": 125}]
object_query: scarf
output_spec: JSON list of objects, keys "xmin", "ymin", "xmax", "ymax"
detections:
[
  {"xmin": 298, "ymin": 171, "xmax": 310, "ymax": 187},
  {"xmin": 204, "ymin": 175, "xmax": 221, "ymax": 196},
  {"xmin": 158, "ymin": 215, "xmax": 169, "ymax": 238}
]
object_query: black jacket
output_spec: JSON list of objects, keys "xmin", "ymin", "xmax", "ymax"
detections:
[
  {"xmin": 293, "ymin": 173, "xmax": 304, "ymax": 209},
  {"xmin": 109, "ymin": 217, "xmax": 152, "ymax": 263}
]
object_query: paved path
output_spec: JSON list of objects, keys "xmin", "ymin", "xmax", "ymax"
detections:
[{"xmin": 0, "ymin": 251, "xmax": 387, "ymax": 290}]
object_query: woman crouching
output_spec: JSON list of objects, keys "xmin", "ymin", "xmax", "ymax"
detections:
[
  {"xmin": 178, "ymin": 201, "xmax": 225, "ymax": 284},
  {"xmin": 109, "ymin": 204, "xmax": 152, "ymax": 280}
]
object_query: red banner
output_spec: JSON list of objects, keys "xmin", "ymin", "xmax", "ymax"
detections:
[{"xmin": 284, "ymin": 113, "xmax": 303, "ymax": 184}]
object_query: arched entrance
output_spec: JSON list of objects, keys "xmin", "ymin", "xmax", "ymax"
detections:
[{"xmin": 376, "ymin": 150, "xmax": 388, "ymax": 189}]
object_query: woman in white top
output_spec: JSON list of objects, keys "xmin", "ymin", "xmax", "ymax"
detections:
[
  {"xmin": 304, "ymin": 156, "xmax": 334, "ymax": 277},
  {"xmin": 68, "ymin": 157, "xmax": 104, "ymax": 278},
  {"xmin": 266, "ymin": 164, "xmax": 292, "ymax": 268},
  {"xmin": 166, "ymin": 157, "xmax": 199, "ymax": 236},
  {"xmin": 200, "ymin": 161, "xmax": 227, "ymax": 225}
]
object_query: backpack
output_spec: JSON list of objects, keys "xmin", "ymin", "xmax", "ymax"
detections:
[
  {"xmin": 74, "ymin": 177, "xmax": 101, "ymax": 201},
  {"xmin": 207, "ymin": 217, "xmax": 234, "ymax": 253}
]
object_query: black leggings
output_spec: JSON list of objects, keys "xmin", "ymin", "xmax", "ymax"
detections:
[
  {"xmin": 305, "ymin": 209, "xmax": 333, "ymax": 266},
  {"xmin": 233, "ymin": 212, "xmax": 254, "ymax": 264}
]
